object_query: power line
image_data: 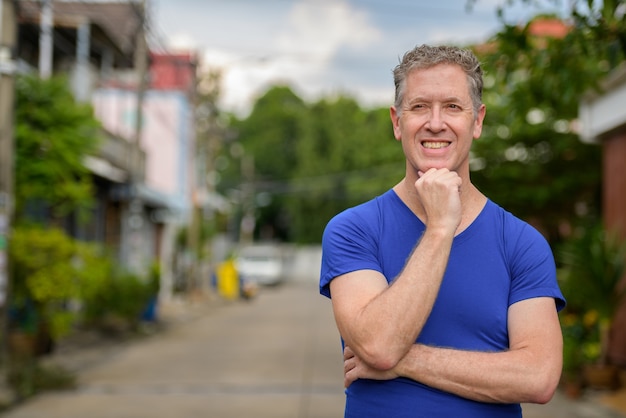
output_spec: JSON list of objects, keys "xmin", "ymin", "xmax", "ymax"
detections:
[{"xmin": 227, "ymin": 162, "xmax": 404, "ymax": 196}]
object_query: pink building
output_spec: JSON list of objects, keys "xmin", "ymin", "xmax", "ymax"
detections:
[{"xmin": 92, "ymin": 51, "xmax": 199, "ymax": 288}]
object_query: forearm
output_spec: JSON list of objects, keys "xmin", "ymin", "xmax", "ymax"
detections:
[
  {"xmin": 396, "ymin": 343, "xmax": 561, "ymax": 404},
  {"xmin": 337, "ymin": 227, "xmax": 454, "ymax": 369}
]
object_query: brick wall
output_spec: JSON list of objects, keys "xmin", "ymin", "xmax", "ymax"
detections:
[{"xmin": 604, "ymin": 130, "xmax": 626, "ymax": 365}]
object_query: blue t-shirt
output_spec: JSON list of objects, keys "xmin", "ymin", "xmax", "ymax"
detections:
[{"xmin": 320, "ymin": 189, "xmax": 565, "ymax": 418}]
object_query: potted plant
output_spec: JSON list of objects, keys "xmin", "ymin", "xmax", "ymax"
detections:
[
  {"xmin": 560, "ymin": 312, "xmax": 586, "ymax": 398},
  {"xmin": 559, "ymin": 222, "xmax": 626, "ymax": 389}
]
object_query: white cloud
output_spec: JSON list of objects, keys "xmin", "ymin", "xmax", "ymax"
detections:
[
  {"xmin": 155, "ymin": 0, "xmax": 563, "ymax": 116},
  {"xmin": 166, "ymin": 33, "xmax": 198, "ymax": 51},
  {"xmin": 277, "ymin": 0, "xmax": 380, "ymax": 58},
  {"xmin": 200, "ymin": 0, "xmax": 382, "ymax": 115}
]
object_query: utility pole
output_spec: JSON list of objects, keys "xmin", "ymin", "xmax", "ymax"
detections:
[
  {"xmin": 39, "ymin": 0, "xmax": 53, "ymax": 79},
  {"xmin": 239, "ymin": 154, "xmax": 255, "ymax": 245},
  {"xmin": 127, "ymin": 0, "xmax": 148, "ymax": 274},
  {"xmin": 0, "ymin": 0, "xmax": 17, "ymax": 403}
]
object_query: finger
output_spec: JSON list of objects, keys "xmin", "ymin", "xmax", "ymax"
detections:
[
  {"xmin": 343, "ymin": 346, "xmax": 354, "ymax": 360},
  {"xmin": 343, "ymin": 359, "xmax": 351, "ymax": 375},
  {"xmin": 344, "ymin": 369, "xmax": 356, "ymax": 388},
  {"xmin": 344, "ymin": 356, "xmax": 356, "ymax": 374}
]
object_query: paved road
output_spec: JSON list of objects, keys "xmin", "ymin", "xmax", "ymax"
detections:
[
  {"xmin": 2, "ymin": 279, "xmax": 625, "ymax": 418},
  {"xmin": 2, "ymin": 281, "xmax": 345, "ymax": 418}
]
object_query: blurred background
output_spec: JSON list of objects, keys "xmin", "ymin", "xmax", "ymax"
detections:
[{"xmin": 0, "ymin": 0, "xmax": 626, "ymax": 414}]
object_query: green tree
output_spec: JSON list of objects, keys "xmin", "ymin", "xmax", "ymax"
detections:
[
  {"xmin": 220, "ymin": 4, "xmax": 625, "ymax": 244},
  {"xmin": 470, "ymin": 16, "xmax": 613, "ymax": 242},
  {"xmin": 490, "ymin": 0, "xmax": 626, "ymax": 62},
  {"xmin": 11, "ymin": 74, "xmax": 104, "ymax": 336},
  {"xmin": 220, "ymin": 86, "xmax": 309, "ymax": 241},
  {"xmin": 14, "ymin": 75, "xmax": 101, "ymax": 223},
  {"xmin": 219, "ymin": 86, "xmax": 404, "ymax": 244},
  {"xmin": 287, "ymin": 97, "xmax": 402, "ymax": 243},
  {"xmin": 8, "ymin": 75, "xmax": 105, "ymax": 366}
]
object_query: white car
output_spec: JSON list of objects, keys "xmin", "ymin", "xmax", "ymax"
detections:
[{"xmin": 236, "ymin": 244, "xmax": 284, "ymax": 286}]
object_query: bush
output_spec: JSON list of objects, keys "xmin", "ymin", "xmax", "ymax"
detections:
[
  {"xmin": 83, "ymin": 270, "xmax": 154, "ymax": 330},
  {"xmin": 558, "ymin": 222, "xmax": 626, "ymax": 365},
  {"xmin": 7, "ymin": 360, "xmax": 76, "ymax": 401},
  {"xmin": 9, "ymin": 225, "xmax": 81, "ymax": 339},
  {"xmin": 9, "ymin": 224, "xmax": 159, "ymax": 339}
]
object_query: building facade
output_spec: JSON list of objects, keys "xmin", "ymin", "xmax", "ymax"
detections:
[
  {"xmin": 15, "ymin": 1, "xmax": 200, "ymax": 296},
  {"xmin": 579, "ymin": 62, "xmax": 626, "ymax": 365}
]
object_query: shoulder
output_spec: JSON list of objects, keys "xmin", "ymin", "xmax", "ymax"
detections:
[
  {"xmin": 488, "ymin": 202, "xmax": 557, "ymax": 273},
  {"xmin": 486, "ymin": 201, "xmax": 548, "ymax": 244},
  {"xmin": 478, "ymin": 201, "xmax": 554, "ymax": 269},
  {"xmin": 486, "ymin": 202, "xmax": 565, "ymax": 310},
  {"xmin": 323, "ymin": 190, "xmax": 396, "ymax": 239},
  {"xmin": 320, "ymin": 191, "xmax": 396, "ymax": 298}
]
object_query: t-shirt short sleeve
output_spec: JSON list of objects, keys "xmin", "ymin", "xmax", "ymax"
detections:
[
  {"xmin": 505, "ymin": 217, "xmax": 566, "ymax": 312},
  {"xmin": 320, "ymin": 205, "xmax": 382, "ymax": 298}
]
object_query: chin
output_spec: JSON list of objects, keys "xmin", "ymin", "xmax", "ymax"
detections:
[{"xmin": 419, "ymin": 163, "xmax": 452, "ymax": 172}]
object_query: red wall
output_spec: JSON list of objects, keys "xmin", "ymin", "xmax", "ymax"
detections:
[
  {"xmin": 150, "ymin": 52, "xmax": 197, "ymax": 93},
  {"xmin": 604, "ymin": 130, "xmax": 626, "ymax": 365}
]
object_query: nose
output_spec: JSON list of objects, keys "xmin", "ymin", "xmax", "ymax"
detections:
[{"xmin": 426, "ymin": 106, "xmax": 445, "ymax": 132}]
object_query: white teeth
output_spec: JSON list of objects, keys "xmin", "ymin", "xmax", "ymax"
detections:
[{"xmin": 423, "ymin": 141, "xmax": 450, "ymax": 149}]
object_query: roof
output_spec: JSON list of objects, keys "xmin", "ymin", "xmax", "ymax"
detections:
[
  {"xmin": 473, "ymin": 17, "xmax": 570, "ymax": 55},
  {"xmin": 17, "ymin": 0, "xmax": 142, "ymax": 58},
  {"xmin": 528, "ymin": 17, "xmax": 570, "ymax": 39},
  {"xmin": 150, "ymin": 52, "xmax": 198, "ymax": 92},
  {"xmin": 579, "ymin": 62, "xmax": 626, "ymax": 143}
]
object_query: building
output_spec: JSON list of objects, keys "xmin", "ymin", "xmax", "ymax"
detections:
[
  {"xmin": 93, "ymin": 50, "xmax": 199, "ymax": 295},
  {"xmin": 579, "ymin": 62, "xmax": 626, "ymax": 365},
  {"xmin": 15, "ymin": 1, "xmax": 200, "ymax": 296}
]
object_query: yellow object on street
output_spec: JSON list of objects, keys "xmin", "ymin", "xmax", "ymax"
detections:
[{"xmin": 216, "ymin": 259, "xmax": 239, "ymax": 300}]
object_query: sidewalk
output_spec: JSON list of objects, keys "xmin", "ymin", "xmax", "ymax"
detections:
[
  {"xmin": 0, "ymin": 282, "xmax": 344, "ymax": 418},
  {"xmin": 40, "ymin": 290, "xmax": 226, "ymax": 375},
  {"xmin": 523, "ymin": 388, "xmax": 626, "ymax": 417},
  {"xmin": 600, "ymin": 388, "xmax": 626, "ymax": 416}
]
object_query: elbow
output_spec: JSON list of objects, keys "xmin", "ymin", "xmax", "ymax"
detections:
[
  {"xmin": 525, "ymin": 369, "xmax": 561, "ymax": 404},
  {"xmin": 529, "ymin": 382, "xmax": 558, "ymax": 405},
  {"xmin": 369, "ymin": 355, "xmax": 400, "ymax": 372},
  {"xmin": 357, "ymin": 343, "xmax": 405, "ymax": 371}
]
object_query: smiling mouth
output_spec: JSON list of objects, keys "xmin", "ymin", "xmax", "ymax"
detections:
[{"xmin": 422, "ymin": 141, "xmax": 451, "ymax": 149}]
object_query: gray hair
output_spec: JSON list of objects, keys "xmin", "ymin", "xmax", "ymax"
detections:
[{"xmin": 393, "ymin": 44, "xmax": 483, "ymax": 116}]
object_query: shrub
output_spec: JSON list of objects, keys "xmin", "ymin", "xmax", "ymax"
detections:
[{"xmin": 9, "ymin": 225, "xmax": 81, "ymax": 339}]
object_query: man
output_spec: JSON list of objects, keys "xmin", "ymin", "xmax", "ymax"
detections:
[{"xmin": 319, "ymin": 44, "xmax": 565, "ymax": 417}]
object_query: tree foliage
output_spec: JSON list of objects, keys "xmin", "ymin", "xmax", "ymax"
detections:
[
  {"xmin": 470, "ymin": 0, "xmax": 626, "ymax": 60},
  {"xmin": 286, "ymin": 97, "xmax": 403, "ymax": 243},
  {"xmin": 218, "ymin": 86, "xmax": 403, "ymax": 243},
  {"xmin": 14, "ymin": 75, "xmax": 101, "ymax": 222},
  {"xmin": 470, "ymin": 17, "xmax": 610, "ymax": 241},
  {"xmin": 217, "ymin": 3, "xmax": 624, "ymax": 245}
]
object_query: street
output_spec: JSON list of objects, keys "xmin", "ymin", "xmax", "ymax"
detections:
[
  {"xmin": 2, "ymin": 281, "xmax": 345, "ymax": 418},
  {"xmin": 2, "ymin": 278, "xmax": 626, "ymax": 418}
]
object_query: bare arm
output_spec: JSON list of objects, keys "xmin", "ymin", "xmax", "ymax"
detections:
[
  {"xmin": 330, "ymin": 168, "xmax": 461, "ymax": 370},
  {"xmin": 344, "ymin": 297, "xmax": 563, "ymax": 404}
]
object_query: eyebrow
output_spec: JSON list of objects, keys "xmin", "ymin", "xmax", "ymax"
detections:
[{"xmin": 405, "ymin": 95, "xmax": 467, "ymax": 106}]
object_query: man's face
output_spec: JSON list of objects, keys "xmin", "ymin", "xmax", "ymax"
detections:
[{"xmin": 390, "ymin": 63, "xmax": 486, "ymax": 178}]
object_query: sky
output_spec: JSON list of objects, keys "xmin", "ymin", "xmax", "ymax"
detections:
[{"xmin": 150, "ymin": 0, "xmax": 567, "ymax": 116}]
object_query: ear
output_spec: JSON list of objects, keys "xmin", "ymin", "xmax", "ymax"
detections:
[
  {"xmin": 473, "ymin": 104, "xmax": 487, "ymax": 139},
  {"xmin": 390, "ymin": 106, "xmax": 402, "ymax": 141}
]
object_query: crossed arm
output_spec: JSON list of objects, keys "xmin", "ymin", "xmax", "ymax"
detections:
[
  {"xmin": 339, "ymin": 294, "xmax": 563, "ymax": 404},
  {"xmin": 329, "ymin": 168, "xmax": 563, "ymax": 405}
]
